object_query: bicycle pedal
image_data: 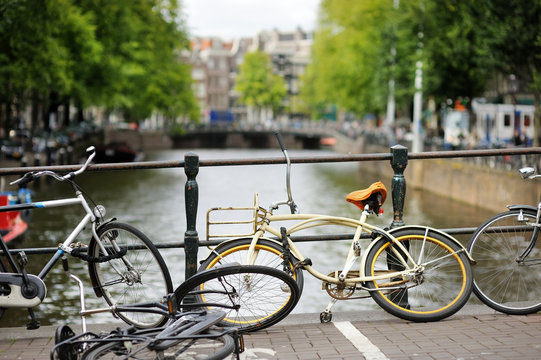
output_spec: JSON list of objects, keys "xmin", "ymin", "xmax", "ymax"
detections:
[
  {"xmin": 26, "ymin": 307, "xmax": 40, "ymax": 330},
  {"xmin": 26, "ymin": 321, "xmax": 40, "ymax": 330}
]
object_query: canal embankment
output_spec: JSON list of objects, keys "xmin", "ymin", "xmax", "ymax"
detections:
[{"xmin": 333, "ymin": 131, "xmax": 541, "ymax": 213}]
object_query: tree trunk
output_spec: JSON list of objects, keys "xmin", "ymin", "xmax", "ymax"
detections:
[{"xmin": 534, "ymin": 91, "xmax": 540, "ymax": 147}]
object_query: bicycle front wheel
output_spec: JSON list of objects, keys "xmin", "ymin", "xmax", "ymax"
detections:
[
  {"xmin": 81, "ymin": 329, "xmax": 235, "ymax": 360},
  {"xmin": 88, "ymin": 221, "xmax": 173, "ymax": 328},
  {"xmin": 175, "ymin": 264, "xmax": 300, "ymax": 333},
  {"xmin": 467, "ymin": 209, "xmax": 541, "ymax": 314},
  {"xmin": 365, "ymin": 228, "xmax": 473, "ymax": 322}
]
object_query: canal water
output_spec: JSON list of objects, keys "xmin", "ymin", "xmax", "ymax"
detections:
[{"xmin": 0, "ymin": 148, "xmax": 495, "ymax": 328}]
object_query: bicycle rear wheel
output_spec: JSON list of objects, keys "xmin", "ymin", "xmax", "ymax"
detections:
[
  {"xmin": 175, "ymin": 264, "xmax": 300, "ymax": 333},
  {"xmin": 88, "ymin": 221, "xmax": 173, "ymax": 328},
  {"xmin": 467, "ymin": 209, "xmax": 541, "ymax": 314},
  {"xmin": 365, "ymin": 228, "xmax": 473, "ymax": 322},
  {"xmin": 81, "ymin": 329, "xmax": 235, "ymax": 360}
]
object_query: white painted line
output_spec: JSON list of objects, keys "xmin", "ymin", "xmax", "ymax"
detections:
[{"xmin": 334, "ymin": 321, "xmax": 389, "ymax": 360}]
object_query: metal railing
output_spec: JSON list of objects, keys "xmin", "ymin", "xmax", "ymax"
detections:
[{"xmin": 2, "ymin": 145, "xmax": 541, "ymax": 279}]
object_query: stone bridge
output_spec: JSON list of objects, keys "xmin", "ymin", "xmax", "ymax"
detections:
[{"xmin": 170, "ymin": 125, "xmax": 335, "ymax": 149}]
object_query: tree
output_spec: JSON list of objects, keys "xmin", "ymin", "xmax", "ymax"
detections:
[
  {"xmin": 0, "ymin": 0, "xmax": 101, "ymax": 134},
  {"xmin": 479, "ymin": 0, "xmax": 541, "ymax": 145},
  {"xmin": 417, "ymin": 1, "xmax": 494, "ymax": 103},
  {"xmin": 235, "ymin": 51, "xmax": 287, "ymax": 123},
  {"xmin": 75, "ymin": 0, "xmax": 198, "ymax": 123},
  {"xmin": 0, "ymin": 0, "xmax": 198, "ymax": 136},
  {"xmin": 302, "ymin": 0, "xmax": 395, "ymax": 121}
]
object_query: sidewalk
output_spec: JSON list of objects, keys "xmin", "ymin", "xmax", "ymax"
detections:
[{"xmin": 1, "ymin": 306, "xmax": 540, "ymax": 359}]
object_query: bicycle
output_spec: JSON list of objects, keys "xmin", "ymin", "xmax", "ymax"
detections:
[
  {"xmin": 467, "ymin": 166, "xmax": 541, "ymax": 315},
  {"xmin": 198, "ymin": 133, "xmax": 475, "ymax": 326},
  {"xmin": 50, "ymin": 261, "xmax": 299, "ymax": 359},
  {"xmin": 0, "ymin": 146, "xmax": 173, "ymax": 329}
]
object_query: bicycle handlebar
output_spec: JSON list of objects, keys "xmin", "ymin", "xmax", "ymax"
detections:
[
  {"xmin": 519, "ymin": 166, "xmax": 541, "ymax": 180},
  {"xmin": 10, "ymin": 146, "xmax": 96, "ymax": 186},
  {"xmin": 273, "ymin": 132, "xmax": 298, "ymax": 214}
]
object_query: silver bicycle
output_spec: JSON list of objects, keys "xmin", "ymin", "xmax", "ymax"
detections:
[
  {"xmin": 467, "ymin": 166, "xmax": 541, "ymax": 314},
  {"xmin": 0, "ymin": 147, "xmax": 173, "ymax": 329}
]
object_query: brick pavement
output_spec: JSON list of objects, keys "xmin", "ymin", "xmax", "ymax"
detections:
[{"xmin": 1, "ymin": 307, "xmax": 541, "ymax": 359}]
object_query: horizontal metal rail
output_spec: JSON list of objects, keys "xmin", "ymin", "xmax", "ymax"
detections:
[
  {"xmin": 0, "ymin": 146, "xmax": 539, "ymax": 176},
  {"xmin": 0, "ymin": 226, "xmax": 480, "ymax": 256},
  {"xmin": 1, "ymin": 145, "xmax": 540, "ymax": 279}
]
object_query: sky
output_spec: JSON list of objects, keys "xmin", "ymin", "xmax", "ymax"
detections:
[{"xmin": 182, "ymin": 0, "xmax": 321, "ymax": 40}]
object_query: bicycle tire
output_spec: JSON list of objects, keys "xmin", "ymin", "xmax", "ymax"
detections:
[
  {"xmin": 175, "ymin": 264, "xmax": 300, "ymax": 333},
  {"xmin": 365, "ymin": 227, "xmax": 473, "ymax": 322},
  {"xmin": 199, "ymin": 237, "xmax": 304, "ymax": 292},
  {"xmin": 81, "ymin": 329, "xmax": 235, "ymax": 360},
  {"xmin": 88, "ymin": 221, "xmax": 173, "ymax": 328},
  {"xmin": 467, "ymin": 209, "xmax": 541, "ymax": 314}
]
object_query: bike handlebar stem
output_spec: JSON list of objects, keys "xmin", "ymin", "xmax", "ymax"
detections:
[{"xmin": 274, "ymin": 132, "xmax": 298, "ymax": 214}]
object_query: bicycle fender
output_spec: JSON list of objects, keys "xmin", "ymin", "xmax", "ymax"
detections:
[
  {"xmin": 200, "ymin": 236, "xmax": 284, "ymax": 262},
  {"xmin": 507, "ymin": 204, "xmax": 537, "ymax": 212},
  {"xmin": 374, "ymin": 225, "xmax": 476, "ymax": 264}
]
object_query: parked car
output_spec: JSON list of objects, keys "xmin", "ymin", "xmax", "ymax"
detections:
[{"xmin": 0, "ymin": 138, "xmax": 25, "ymax": 159}]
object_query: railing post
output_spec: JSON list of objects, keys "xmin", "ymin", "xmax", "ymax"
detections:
[
  {"xmin": 184, "ymin": 152, "xmax": 199, "ymax": 279},
  {"xmin": 390, "ymin": 144, "xmax": 408, "ymax": 228}
]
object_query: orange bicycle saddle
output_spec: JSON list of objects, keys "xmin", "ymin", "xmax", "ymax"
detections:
[{"xmin": 346, "ymin": 181, "xmax": 388, "ymax": 210}]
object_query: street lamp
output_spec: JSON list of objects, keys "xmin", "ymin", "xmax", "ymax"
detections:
[
  {"xmin": 509, "ymin": 74, "xmax": 518, "ymax": 131},
  {"xmin": 412, "ymin": 60, "xmax": 423, "ymax": 153},
  {"xmin": 412, "ymin": 26, "xmax": 424, "ymax": 153}
]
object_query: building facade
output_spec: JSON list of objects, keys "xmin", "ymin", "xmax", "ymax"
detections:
[{"xmin": 188, "ymin": 27, "xmax": 313, "ymax": 124}]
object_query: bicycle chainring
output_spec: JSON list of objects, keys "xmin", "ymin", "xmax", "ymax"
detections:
[{"xmin": 323, "ymin": 271, "xmax": 360, "ymax": 299}]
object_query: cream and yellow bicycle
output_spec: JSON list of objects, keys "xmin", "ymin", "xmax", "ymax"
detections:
[{"xmin": 199, "ymin": 133, "xmax": 474, "ymax": 328}]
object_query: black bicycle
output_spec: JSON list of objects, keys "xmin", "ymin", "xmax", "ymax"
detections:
[
  {"xmin": 53, "ymin": 308, "xmax": 242, "ymax": 360},
  {"xmin": 51, "ymin": 262, "xmax": 300, "ymax": 359}
]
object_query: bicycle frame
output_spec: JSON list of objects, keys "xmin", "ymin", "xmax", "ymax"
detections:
[
  {"xmin": 261, "ymin": 213, "xmax": 415, "ymax": 285},
  {"xmin": 207, "ymin": 203, "xmax": 471, "ymax": 287},
  {"xmin": 0, "ymin": 192, "xmax": 106, "ymax": 280}
]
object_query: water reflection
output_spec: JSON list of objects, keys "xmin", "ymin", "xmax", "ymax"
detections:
[{"xmin": 0, "ymin": 148, "xmax": 494, "ymax": 327}]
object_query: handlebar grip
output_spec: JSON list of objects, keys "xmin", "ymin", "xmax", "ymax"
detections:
[
  {"xmin": 275, "ymin": 132, "xmax": 287, "ymax": 152},
  {"xmin": 11, "ymin": 172, "xmax": 35, "ymax": 187}
]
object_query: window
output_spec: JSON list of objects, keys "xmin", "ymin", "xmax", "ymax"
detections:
[
  {"xmin": 504, "ymin": 114, "xmax": 511, "ymax": 127},
  {"xmin": 524, "ymin": 114, "xmax": 531, "ymax": 127}
]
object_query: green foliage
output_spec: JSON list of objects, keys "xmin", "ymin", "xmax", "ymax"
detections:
[
  {"xmin": 235, "ymin": 51, "xmax": 287, "ymax": 118},
  {"xmin": 302, "ymin": 0, "xmax": 541, "ymax": 128},
  {"xmin": 302, "ymin": 0, "xmax": 394, "ymax": 119},
  {"xmin": 0, "ymin": 0, "xmax": 198, "ymax": 130}
]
